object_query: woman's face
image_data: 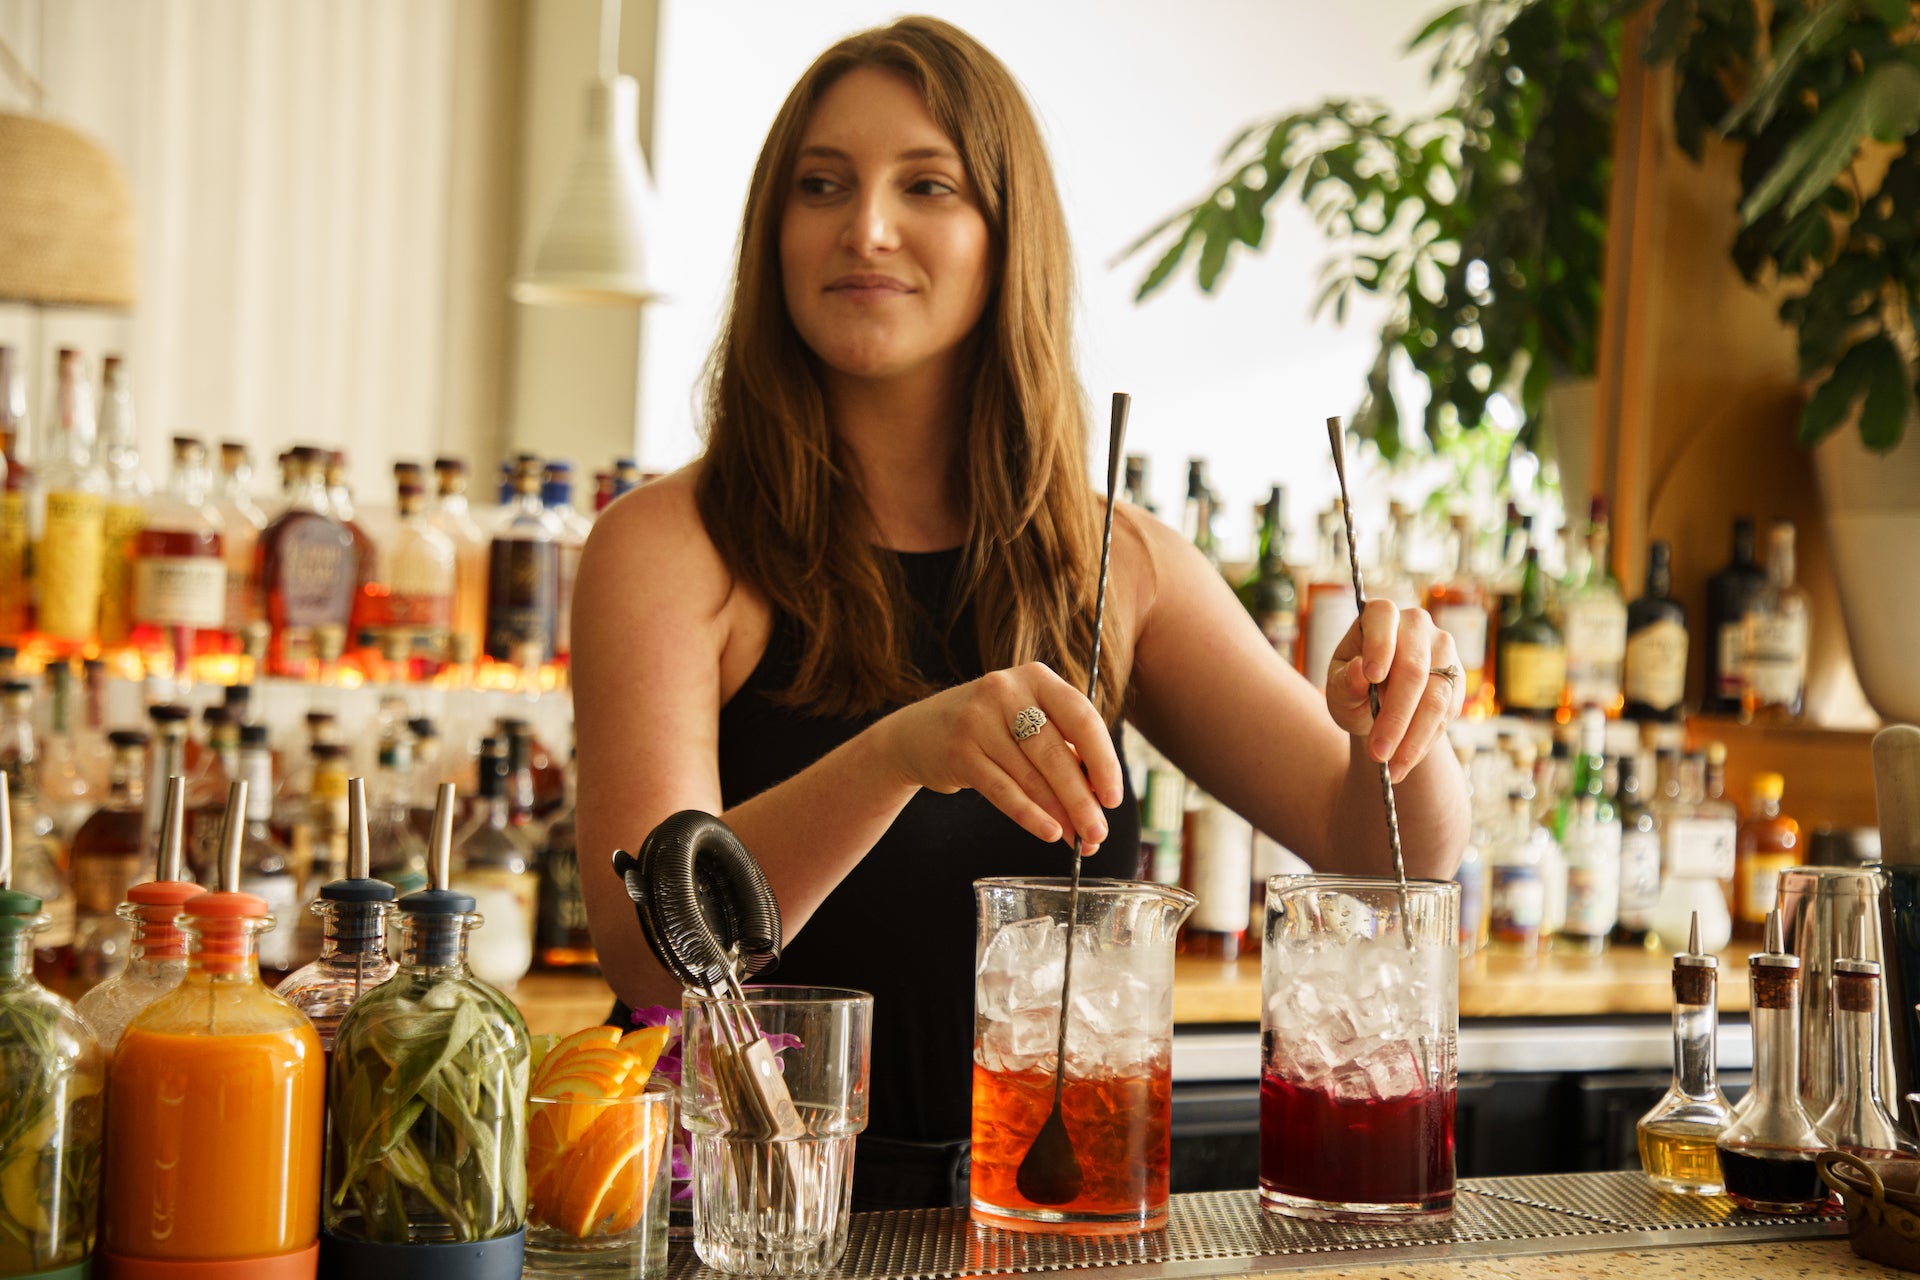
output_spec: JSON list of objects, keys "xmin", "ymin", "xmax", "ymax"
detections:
[{"xmin": 780, "ymin": 68, "xmax": 993, "ymax": 389}]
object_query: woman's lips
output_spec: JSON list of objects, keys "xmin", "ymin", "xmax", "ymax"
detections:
[{"xmin": 826, "ymin": 274, "xmax": 913, "ymax": 302}]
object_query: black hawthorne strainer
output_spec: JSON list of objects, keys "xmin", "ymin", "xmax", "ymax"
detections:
[{"xmin": 612, "ymin": 809, "xmax": 783, "ymax": 992}]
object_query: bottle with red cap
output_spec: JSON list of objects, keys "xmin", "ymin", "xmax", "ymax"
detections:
[
  {"xmin": 102, "ymin": 777, "xmax": 325, "ymax": 1280},
  {"xmin": 0, "ymin": 772, "xmax": 105, "ymax": 1279},
  {"xmin": 75, "ymin": 774, "xmax": 202, "ymax": 1051}
]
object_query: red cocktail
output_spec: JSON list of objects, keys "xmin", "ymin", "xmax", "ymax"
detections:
[
  {"xmin": 969, "ymin": 1060, "xmax": 1172, "ymax": 1230},
  {"xmin": 1259, "ymin": 1073, "xmax": 1455, "ymax": 1215}
]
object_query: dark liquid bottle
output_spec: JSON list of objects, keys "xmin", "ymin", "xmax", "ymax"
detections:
[
  {"xmin": 1624, "ymin": 540, "xmax": 1688, "ymax": 723},
  {"xmin": 1701, "ymin": 518, "xmax": 1767, "ymax": 717}
]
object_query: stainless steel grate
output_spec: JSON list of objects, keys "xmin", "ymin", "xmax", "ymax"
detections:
[{"xmin": 663, "ymin": 1176, "xmax": 1845, "ymax": 1280}]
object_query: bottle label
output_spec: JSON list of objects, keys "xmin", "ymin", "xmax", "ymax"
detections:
[
  {"xmin": 458, "ymin": 866, "xmax": 540, "ymax": 944},
  {"xmin": 38, "ymin": 490, "xmax": 106, "ymax": 641},
  {"xmin": 1565, "ymin": 600, "xmax": 1628, "ymax": 662},
  {"xmin": 1716, "ymin": 623, "xmax": 1746, "ymax": 698},
  {"xmin": 97, "ymin": 500, "xmax": 147, "ymax": 645},
  {"xmin": 1744, "ymin": 612, "xmax": 1807, "ymax": 704},
  {"xmin": 1738, "ymin": 851, "xmax": 1797, "ymax": 924},
  {"xmin": 485, "ymin": 539, "xmax": 559, "ymax": 662},
  {"xmin": 1454, "ymin": 850, "xmax": 1486, "ymax": 947},
  {"xmin": 133, "ymin": 555, "xmax": 228, "ymax": 629},
  {"xmin": 537, "ymin": 837, "xmax": 593, "ymax": 953},
  {"xmin": 244, "ymin": 871, "xmax": 300, "ymax": 971},
  {"xmin": 1142, "ymin": 765, "xmax": 1185, "ymax": 835},
  {"xmin": 1434, "ymin": 603, "xmax": 1489, "ymax": 671},
  {"xmin": 1301, "ymin": 594, "xmax": 1359, "ymax": 690},
  {"xmin": 1489, "ymin": 864, "xmax": 1544, "ymax": 938},
  {"xmin": 1624, "ymin": 617, "xmax": 1688, "ymax": 710},
  {"xmin": 1616, "ymin": 828, "xmax": 1662, "ymax": 929},
  {"xmin": 1185, "ymin": 793, "xmax": 1252, "ymax": 933},
  {"xmin": 1562, "ymin": 824, "xmax": 1621, "ymax": 938},
  {"xmin": 224, "ymin": 527, "xmax": 261, "ymax": 630},
  {"xmin": 268, "ymin": 513, "xmax": 356, "ymax": 627},
  {"xmin": 72, "ymin": 851, "xmax": 143, "ymax": 914},
  {"xmin": 0, "ymin": 491, "xmax": 29, "ymax": 633},
  {"xmin": 1256, "ymin": 608, "xmax": 1299, "ymax": 657},
  {"xmin": 1500, "ymin": 641, "xmax": 1567, "ymax": 710},
  {"xmin": 1664, "ymin": 816, "xmax": 1736, "ymax": 880}
]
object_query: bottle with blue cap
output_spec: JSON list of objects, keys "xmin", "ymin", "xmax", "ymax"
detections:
[
  {"xmin": 323, "ymin": 782, "xmax": 530, "ymax": 1279},
  {"xmin": 276, "ymin": 776, "xmax": 399, "ymax": 1054},
  {"xmin": 0, "ymin": 772, "xmax": 104, "ymax": 1280}
]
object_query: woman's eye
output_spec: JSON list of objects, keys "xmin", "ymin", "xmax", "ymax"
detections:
[
  {"xmin": 797, "ymin": 175, "xmax": 843, "ymax": 196},
  {"xmin": 910, "ymin": 178, "xmax": 957, "ymax": 196}
]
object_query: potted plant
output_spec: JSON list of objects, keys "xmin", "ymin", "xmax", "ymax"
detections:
[
  {"xmin": 1123, "ymin": 0, "xmax": 1623, "ymax": 481},
  {"xmin": 1646, "ymin": 0, "xmax": 1920, "ymax": 722}
]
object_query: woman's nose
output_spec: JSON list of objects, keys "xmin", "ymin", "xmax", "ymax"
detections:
[{"xmin": 840, "ymin": 187, "xmax": 900, "ymax": 256}]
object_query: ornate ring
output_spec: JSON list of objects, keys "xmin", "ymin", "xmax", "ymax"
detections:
[
  {"xmin": 1012, "ymin": 706, "xmax": 1048, "ymax": 742},
  {"xmin": 1429, "ymin": 665, "xmax": 1463, "ymax": 686}
]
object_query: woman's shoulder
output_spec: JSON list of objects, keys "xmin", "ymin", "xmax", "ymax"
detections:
[{"xmin": 580, "ymin": 463, "xmax": 734, "ymax": 606}]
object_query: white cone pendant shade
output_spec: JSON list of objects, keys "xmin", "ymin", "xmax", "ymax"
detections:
[
  {"xmin": 513, "ymin": 75, "xmax": 660, "ymax": 307},
  {"xmin": 0, "ymin": 112, "xmax": 137, "ymax": 308}
]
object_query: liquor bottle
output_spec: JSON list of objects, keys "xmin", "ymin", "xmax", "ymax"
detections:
[
  {"xmin": 102, "ymin": 777, "xmax": 325, "ymax": 1276},
  {"xmin": 231, "ymin": 725, "xmax": 302, "ymax": 985},
  {"xmin": 1178, "ymin": 785, "xmax": 1252, "ymax": 958},
  {"xmin": 1715, "ymin": 912, "xmax": 1830, "ymax": 1212},
  {"xmin": 592, "ymin": 469, "xmax": 615, "ymax": 513},
  {"xmin": 373, "ymin": 478, "xmax": 455, "ymax": 678},
  {"xmin": 322, "ymin": 783, "xmax": 529, "ymax": 1270},
  {"xmin": 1560, "ymin": 496, "xmax": 1627, "ymax": 715},
  {"xmin": 144, "ymin": 704, "xmax": 191, "ymax": 856},
  {"xmin": 429, "ymin": 456, "xmax": 490, "ymax": 664},
  {"xmin": 543, "ymin": 460, "xmax": 593, "ymax": 669},
  {"xmin": 1623, "ymin": 540, "xmax": 1688, "ymax": 723},
  {"xmin": 1815, "ymin": 931, "xmax": 1918, "ymax": 1157},
  {"xmin": 1703, "ymin": 517, "xmax": 1767, "ymax": 715},
  {"xmin": 1453, "ymin": 745, "xmax": 1491, "ymax": 956},
  {"xmin": 1649, "ymin": 752, "xmax": 1737, "ymax": 953},
  {"xmin": 325, "ymin": 449, "xmax": 380, "ymax": 632},
  {"xmin": 1733, "ymin": 772, "xmax": 1800, "ymax": 942},
  {"xmin": 613, "ymin": 456, "xmax": 643, "ymax": 499},
  {"xmin": 0, "ymin": 774, "xmax": 105, "ymax": 1279},
  {"xmin": 1612, "ymin": 752, "xmax": 1661, "ymax": 946},
  {"xmin": 215, "ymin": 440, "xmax": 269, "ymax": 644},
  {"xmin": 1122, "ymin": 453, "xmax": 1155, "ymax": 516},
  {"xmin": 75, "ymin": 776, "xmax": 200, "ymax": 1051},
  {"xmin": 485, "ymin": 456, "xmax": 562, "ymax": 672},
  {"xmin": 1552, "ymin": 708, "xmax": 1621, "ymax": 954},
  {"xmin": 37, "ymin": 661, "xmax": 97, "ymax": 842},
  {"xmin": 1371, "ymin": 501, "xmax": 1420, "ymax": 609},
  {"xmin": 0, "ymin": 346, "xmax": 28, "ymax": 640},
  {"xmin": 260, "ymin": 445, "xmax": 358, "ymax": 679},
  {"xmin": 1136, "ymin": 745, "xmax": 1185, "ymax": 886},
  {"xmin": 534, "ymin": 747, "xmax": 596, "ymax": 971},
  {"xmin": 1298, "ymin": 505, "xmax": 1359, "ymax": 691},
  {"xmin": 129, "ymin": 435, "xmax": 227, "ymax": 675},
  {"xmin": 501, "ymin": 715, "xmax": 565, "ymax": 820},
  {"xmin": 1636, "ymin": 913, "xmax": 1734, "ymax": 1194},
  {"xmin": 1496, "ymin": 547, "xmax": 1566, "ymax": 718},
  {"xmin": 406, "ymin": 715, "xmax": 444, "ymax": 839},
  {"xmin": 1742, "ymin": 520, "xmax": 1811, "ymax": 723},
  {"xmin": 275, "ymin": 777, "xmax": 398, "ymax": 1053},
  {"xmin": 1487, "ymin": 789, "xmax": 1549, "ymax": 955},
  {"xmin": 181, "ymin": 708, "xmax": 237, "ymax": 876},
  {"xmin": 1237, "ymin": 484, "xmax": 1298, "ymax": 657},
  {"xmin": 0, "ymin": 680, "xmax": 74, "ymax": 983},
  {"xmin": 35, "ymin": 348, "xmax": 108, "ymax": 651},
  {"xmin": 365, "ymin": 733, "xmax": 429, "ymax": 894},
  {"xmin": 69, "ymin": 728, "xmax": 151, "ymax": 989},
  {"xmin": 452, "ymin": 736, "xmax": 536, "ymax": 986},
  {"xmin": 1425, "ymin": 512, "xmax": 1492, "ymax": 715},
  {"xmin": 95, "ymin": 355, "xmax": 151, "ymax": 652},
  {"xmin": 1179, "ymin": 458, "xmax": 1208, "ymax": 545}
]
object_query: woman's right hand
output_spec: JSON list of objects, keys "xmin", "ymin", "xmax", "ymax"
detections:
[{"xmin": 871, "ymin": 661, "xmax": 1124, "ymax": 857}]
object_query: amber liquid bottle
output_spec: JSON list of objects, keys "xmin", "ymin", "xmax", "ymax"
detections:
[
  {"xmin": 70, "ymin": 729, "xmax": 152, "ymax": 989},
  {"xmin": 1733, "ymin": 773, "xmax": 1800, "ymax": 942},
  {"xmin": 259, "ymin": 446, "xmax": 356, "ymax": 679},
  {"xmin": 129, "ymin": 436, "xmax": 227, "ymax": 675}
]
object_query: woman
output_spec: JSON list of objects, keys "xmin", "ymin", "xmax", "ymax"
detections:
[{"xmin": 572, "ymin": 16, "xmax": 1468, "ymax": 1210}]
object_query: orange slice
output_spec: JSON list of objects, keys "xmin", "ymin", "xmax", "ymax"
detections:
[
  {"xmin": 618, "ymin": 1025, "xmax": 672, "ymax": 1077},
  {"xmin": 532, "ymin": 1046, "xmax": 632, "ymax": 1096},
  {"xmin": 550, "ymin": 1099, "xmax": 666, "ymax": 1238}
]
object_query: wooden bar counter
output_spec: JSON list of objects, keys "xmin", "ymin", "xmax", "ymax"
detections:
[{"xmin": 509, "ymin": 943, "xmax": 1756, "ymax": 1035}]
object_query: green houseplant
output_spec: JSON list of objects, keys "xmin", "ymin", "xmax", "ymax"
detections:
[{"xmin": 1123, "ymin": 1, "xmax": 1624, "ymax": 461}]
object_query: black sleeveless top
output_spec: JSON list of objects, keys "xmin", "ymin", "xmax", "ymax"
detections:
[{"xmin": 717, "ymin": 549, "xmax": 1141, "ymax": 1147}]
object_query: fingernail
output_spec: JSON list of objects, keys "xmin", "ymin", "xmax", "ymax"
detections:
[
  {"xmin": 1082, "ymin": 843, "xmax": 1100, "ymax": 859},
  {"xmin": 1366, "ymin": 663, "xmax": 1388, "ymax": 683},
  {"xmin": 1045, "ymin": 823, "xmax": 1063, "ymax": 843},
  {"xmin": 1370, "ymin": 736, "xmax": 1389, "ymax": 762}
]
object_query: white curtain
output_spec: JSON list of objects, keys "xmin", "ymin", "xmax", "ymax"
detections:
[{"xmin": 0, "ymin": 0, "xmax": 505, "ymax": 499}]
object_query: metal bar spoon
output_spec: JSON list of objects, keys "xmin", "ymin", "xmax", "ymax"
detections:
[
  {"xmin": 1325, "ymin": 417, "xmax": 1411, "ymax": 929},
  {"xmin": 1016, "ymin": 391, "xmax": 1131, "ymax": 1207}
]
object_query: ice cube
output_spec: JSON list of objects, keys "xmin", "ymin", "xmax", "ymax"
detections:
[
  {"xmin": 1318, "ymin": 893, "xmax": 1377, "ymax": 942},
  {"xmin": 1328, "ymin": 1062, "xmax": 1374, "ymax": 1103},
  {"xmin": 1357, "ymin": 1041, "xmax": 1424, "ymax": 1099}
]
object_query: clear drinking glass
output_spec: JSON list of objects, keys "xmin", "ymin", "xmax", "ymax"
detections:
[
  {"xmin": 681, "ymin": 987, "xmax": 872, "ymax": 1276},
  {"xmin": 1260, "ymin": 875, "xmax": 1460, "ymax": 1221},
  {"xmin": 526, "ymin": 1081, "xmax": 675, "ymax": 1278},
  {"xmin": 969, "ymin": 876, "xmax": 1195, "ymax": 1232}
]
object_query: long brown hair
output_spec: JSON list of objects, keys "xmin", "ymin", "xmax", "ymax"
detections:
[{"xmin": 695, "ymin": 15, "xmax": 1122, "ymax": 722}]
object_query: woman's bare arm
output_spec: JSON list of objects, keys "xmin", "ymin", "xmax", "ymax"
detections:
[{"xmin": 1123, "ymin": 510, "xmax": 1467, "ymax": 879}]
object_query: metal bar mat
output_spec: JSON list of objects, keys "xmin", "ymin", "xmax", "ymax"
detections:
[{"xmin": 664, "ymin": 1173, "xmax": 1845, "ymax": 1280}]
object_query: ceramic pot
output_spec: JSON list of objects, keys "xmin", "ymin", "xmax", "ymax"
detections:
[{"xmin": 1815, "ymin": 413, "xmax": 1920, "ymax": 725}]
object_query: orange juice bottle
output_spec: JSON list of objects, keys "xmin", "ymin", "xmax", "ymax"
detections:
[
  {"xmin": 101, "ymin": 779, "xmax": 324, "ymax": 1280},
  {"xmin": 0, "ymin": 774, "xmax": 105, "ymax": 1280}
]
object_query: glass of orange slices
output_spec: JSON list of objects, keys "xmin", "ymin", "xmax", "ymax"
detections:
[{"xmin": 525, "ymin": 1024, "xmax": 676, "ymax": 1277}]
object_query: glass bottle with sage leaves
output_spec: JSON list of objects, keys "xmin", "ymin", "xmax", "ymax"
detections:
[
  {"xmin": 275, "ymin": 776, "xmax": 397, "ymax": 1055},
  {"xmin": 323, "ymin": 781, "xmax": 529, "ymax": 1279},
  {"xmin": 0, "ymin": 773, "xmax": 105, "ymax": 1280}
]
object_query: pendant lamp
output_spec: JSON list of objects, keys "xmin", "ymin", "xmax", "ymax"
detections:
[
  {"xmin": 0, "ymin": 38, "xmax": 138, "ymax": 309},
  {"xmin": 512, "ymin": 0, "xmax": 660, "ymax": 307}
]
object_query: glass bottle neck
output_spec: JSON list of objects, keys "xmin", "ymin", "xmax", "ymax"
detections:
[
  {"xmin": 1750, "ymin": 995, "xmax": 1802, "ymax": 1109},
  {"xmin": 1836, "ymin": 1003, "xmax": 1883, "ymax": 1107},
  {"xmin": 1769, "ymin": 538, "xmax": 1797, "ymax": 589},
  {"xmin": 319, "ymin": 902, "xmax": 392, "ymax": 960},
  {"xmin": 110, "ymin": 749, "xmax": 146, "ymax": 806},
  {"xmin": 0, "ymin": 934, "xmax": 34, "ymax": 984},
  {"xmin": 1671, "ymin": 996, "xmax": 1720, "ymax": 1099}
]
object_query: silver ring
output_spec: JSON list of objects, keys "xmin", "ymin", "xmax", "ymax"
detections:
[
  {"xmin": 1012, "ymin": 706, "xmax": 1047, "ymax": 742},
  {"xmin": 1429, "ymin": 665, "xmax": 1463, "ymax": 685}
]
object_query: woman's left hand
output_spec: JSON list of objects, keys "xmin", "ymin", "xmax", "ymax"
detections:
[{"xmin": 1325, "ymin": 600, "xmax": 1466, "ymax": 784}]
